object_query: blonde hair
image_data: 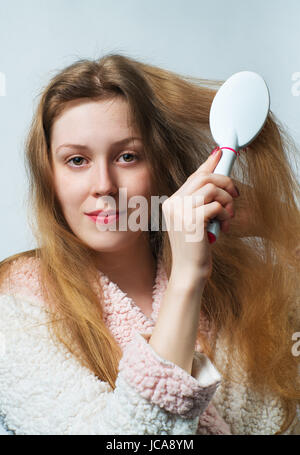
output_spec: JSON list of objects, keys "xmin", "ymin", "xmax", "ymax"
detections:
[{"xmin": 1, "ymin": 53, "xmax": 300, "ymax": 433}]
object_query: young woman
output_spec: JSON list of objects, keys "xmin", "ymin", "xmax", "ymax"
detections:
[{"xmin": 0, "ymin": 54, "xmax": 299, "ymax": 435}]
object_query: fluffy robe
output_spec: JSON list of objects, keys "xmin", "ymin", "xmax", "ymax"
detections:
[{"xmin": 0, "ymin": 255, "xmax": 299, "ymax": 435}]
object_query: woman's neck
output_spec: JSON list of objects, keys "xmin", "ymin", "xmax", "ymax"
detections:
[{"xmin": 92, "ymin": 234, "xmax": 157, "ymax": 297}]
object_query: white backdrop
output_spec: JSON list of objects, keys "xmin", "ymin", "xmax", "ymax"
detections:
[{"xmin": 0, "ymin": 0, "xmax": 299, "ymax": 260}]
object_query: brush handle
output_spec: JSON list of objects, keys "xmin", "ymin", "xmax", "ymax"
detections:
[{"xmin": 207, "ymin": 146, "xmax": 239, "ymax": 243}]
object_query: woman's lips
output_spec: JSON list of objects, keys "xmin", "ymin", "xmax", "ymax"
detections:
[{"xmin": 86, "ymin": 212, "xmax": 124, "ymax": 225}]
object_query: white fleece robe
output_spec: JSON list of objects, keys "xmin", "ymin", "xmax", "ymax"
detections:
[{"xmin": 0, "ymin": 255, "xmax": 299, "ymax": 435}]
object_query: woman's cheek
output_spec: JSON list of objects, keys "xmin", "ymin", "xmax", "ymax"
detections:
[
  {"xmin": 55, "ymin": 171, "xmax": 87, "ymax": 206},
  {"xmin": 133, "ymin": 167, "xmax": 153, "ymax": 196}
]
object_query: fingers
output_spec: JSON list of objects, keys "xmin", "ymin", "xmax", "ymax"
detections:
[
  {"xmin": 169, "ymin": 149, "xmax": 240, "ymax": 237},
  {"xmin": 203, "ymin": 200, "xmax": 233, "ymax": 223},
  {"xmin": 186, "ymin": 173, "xmax": 239, "ymax": 200},
  {"xmin": 183, "ymin": 155, "xmax": 239, "ymax": 200},
  {"xmin": 180, "ymin": 151, "xmax": 222, "ymax": 195},
  {"xmin": 193, "ymin": 201, "xmax": 233, "ymax": 233},
  {"xmin": 192, "ymin": 184, "xmax": 235, "ymax": 218}
]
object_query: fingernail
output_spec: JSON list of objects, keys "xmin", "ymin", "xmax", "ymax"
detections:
[
  {"xmin": 223, "ymin": 220, "xmax": 230, "ymax": 232},
  {"xmin": 229, "ymin": 208, "xmax": 235, "ymax": 217},
  {"xmin": 235, "ymin": 185, "xmax": 240, "ymax": 197}
]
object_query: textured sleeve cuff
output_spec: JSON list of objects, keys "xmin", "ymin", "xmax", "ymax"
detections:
[
  {"xmin": 197, "ymin": 402, "xmax": 232, "ymax": 434},
  {"xmin": 118, "ymin": 330, "xmax": 221, "ymax": 419}
]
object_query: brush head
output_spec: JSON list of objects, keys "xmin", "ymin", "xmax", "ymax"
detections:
[{"xmin": 209, "ymin": 71, "xmax": 270, "ymax": 150}]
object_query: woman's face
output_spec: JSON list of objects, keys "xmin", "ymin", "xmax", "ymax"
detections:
[{"xmin": 50, "ymin": 97, "xmax": 153, "ymax": 253}]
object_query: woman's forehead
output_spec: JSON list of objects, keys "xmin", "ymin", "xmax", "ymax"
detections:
[{"xmin": 50, "ymin": 98, "xmax": 141, "ymax": 151}]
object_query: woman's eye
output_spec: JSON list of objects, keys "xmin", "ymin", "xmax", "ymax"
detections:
[
  {"xmin": 66, "ymin": 153, "xmax": 139, "ymax": 168},
  {"xmin": 66, "ymin": 156, "xmax": 87, "ymax": 167},
  {"xmin": 118, "ymin": 153, "xmax": 138, "ymax": 163}
]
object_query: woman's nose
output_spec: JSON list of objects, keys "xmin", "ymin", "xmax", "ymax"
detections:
[{"xmin": 91, "ymin": 161, "xmax": 118, "ymax": 196}]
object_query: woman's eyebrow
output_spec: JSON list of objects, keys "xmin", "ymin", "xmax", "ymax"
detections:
[{"xmin": 55, "ymin": 137, "xmax": 142, "ymax": 154}]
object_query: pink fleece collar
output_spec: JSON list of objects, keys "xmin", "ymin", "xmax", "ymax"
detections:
[{"xmin": 96, "ymin": 255, "xmax": 168, "ymax": 350}]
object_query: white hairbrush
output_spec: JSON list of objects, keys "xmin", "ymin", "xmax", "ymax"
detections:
[{"xmin": 207, "ymin": 71, "xmax": 270, "ymax": 243}]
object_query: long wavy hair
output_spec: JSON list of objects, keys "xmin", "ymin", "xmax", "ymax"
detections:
[{"xmin": 1, "ymin": 53, "xmax": 300, "ymax": 433}]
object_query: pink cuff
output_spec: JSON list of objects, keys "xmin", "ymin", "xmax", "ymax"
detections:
[
  {"xmin": 119, "ymin": 331, "xmax": 221, "ymax": 419},
  {"xmin": 197, "ymin": 402, "xmax": 232, "ymax": 434}
]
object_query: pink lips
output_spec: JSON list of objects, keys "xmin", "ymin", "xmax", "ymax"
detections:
[
  {"xmin": 85, "ymin": 211, "xmax": 124, "ymax": 225},
  {"xmin": 90, "ymin": 214, "xmax": 119, "ymax": 224}
]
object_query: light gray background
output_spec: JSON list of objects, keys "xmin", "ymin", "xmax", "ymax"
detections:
[{"xmin": 0, "ymin": 0, "xmax": 299, "ymax": 260}]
